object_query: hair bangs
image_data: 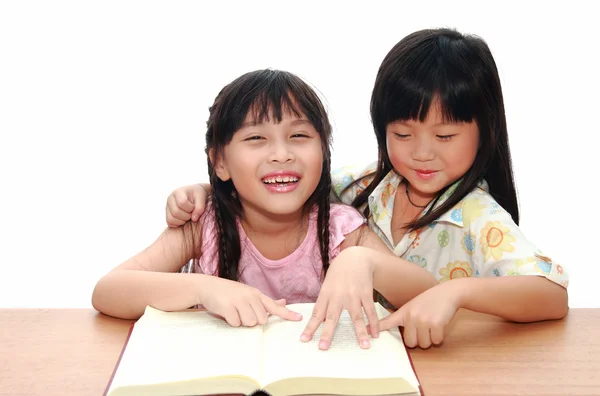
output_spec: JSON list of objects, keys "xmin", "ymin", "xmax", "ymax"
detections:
[
  {"xmin": 381, "ymin": 59, "xmax": 479, "ymax": 126},
  {"xmin": 213, "ymin": 70, "xmax": 330, "ymax": 148},
  {"xmin": 245, "ymin": 84, "xmax": 304, "ymax": 125}
]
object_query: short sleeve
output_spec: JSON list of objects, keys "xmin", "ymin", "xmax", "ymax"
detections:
[
  {"xmin": 327, "ymin": 204, "xmax": 367, "ymax": 260},
  {"xmin": 466, "ymin": 193, "xmax": 568, "ymax": 289},
  {"xmin": 331, "ymin": 162, "xmax": 377, "ymax": 205}
]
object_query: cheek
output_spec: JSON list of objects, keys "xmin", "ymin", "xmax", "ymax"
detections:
[
  {"xmin": 306, "ymin": 146, "xmax": 324, "ymax": 185},
  {"xmin": 228, "ymin": 150, "xmax": 258, "ymax": 178},
  {"xmin": 308, "ymin": 143, "xmax": 324, "ymax": 167},
  {"xmin": 386, "ymin": 139, "xmax": 409, "ymax": 169},
  {"xmin": 446, "ymin": 141, "xmax": 477, "ymax": 173}
]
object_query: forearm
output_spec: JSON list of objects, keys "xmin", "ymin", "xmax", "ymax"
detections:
[
  {"xmin": 92, "ymin": 270, "xmax": 210, "ymax": 320},
  {"xmin": 453, "ymin": 276, "xmax": 569, "ymax": 322},
  {"xmin": 370, "ymin": 251, "xmax": 439, "ymax": 308}
]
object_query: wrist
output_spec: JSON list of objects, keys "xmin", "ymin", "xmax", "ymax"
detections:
[
  {"xmin": 442, "ymin": 277, "xmax": 475, "ymax": 309},
  {"xmin": 193, "ymin": 274, "xmax": 213, "ymax": 306},
  {"xmin": 352, "ymin": 246, "xmax": 377, "ymax": 275}
]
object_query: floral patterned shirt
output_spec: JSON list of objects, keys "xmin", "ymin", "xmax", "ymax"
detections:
[{"xmin": 332, "ymin": 161, "xmax": 568, "ymax": 292}]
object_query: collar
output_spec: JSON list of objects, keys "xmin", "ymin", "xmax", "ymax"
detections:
[{"xmin": 367, "ymin": 169, "xmax": 489, "ymax": 227}]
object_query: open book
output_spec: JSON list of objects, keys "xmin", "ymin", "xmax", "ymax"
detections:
[{"xmin": 104, "ymin": 303, "xmax": 423, "ymax": 396}]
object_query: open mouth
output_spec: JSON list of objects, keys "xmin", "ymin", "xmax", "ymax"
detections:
[{"xmin": 261, "ymin": 176, "xmax": 300, "ymax": 186}]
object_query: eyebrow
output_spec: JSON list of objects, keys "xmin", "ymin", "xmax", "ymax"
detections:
[
  {"xmin": 391, "ymin": 120, "xmax": 458, "ymax": 127},
  {"xmin": 240, "ymin": 118, "xmax": 311, "ymax": 128}
]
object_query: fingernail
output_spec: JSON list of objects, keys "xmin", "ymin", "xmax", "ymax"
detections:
[
  {"xmin": 300, "ymin": 333, "xmax": 310, "ymax": 342},
  {"xmin": 294, "ymin": 313, "xmax": 303, "ymax": 319},
  {"xmin": 319, "ymin": 340, "xmax": 329, "ymax": 349},
  {"xmin": 361, "ymin": 339, "xmax": 370, "ymax": 348}
]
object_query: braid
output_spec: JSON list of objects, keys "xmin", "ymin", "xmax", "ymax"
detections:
[
  {"xmin": 317, "ymin": 172, "xmax": 332, "ymax": 280},
  {"xmin": 211, "ymin": 175, "xmax": 242, "ymax": 281}
]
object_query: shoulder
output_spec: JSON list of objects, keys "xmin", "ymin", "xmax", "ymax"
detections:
[
  {"xmin": 435, "ymin": 183, "xmax": 511, "ymax": 229},
  {"xmin": 453, "ymin": 187, "xmax": 568, "ymax": 287},
  {"xmin": 328, "ymin": 203, "xmax": 366, "ymax": 229},
  {"xmin": 322, "ymin": 203, "xmax": 367, "ymax": 253},
  {"xmin": 462, "ymin": 187, "xmax": 516, "ymax": 228},
  {"xmin": 331, "ymin": 161, "xmax": 378, "ymax": 204}
]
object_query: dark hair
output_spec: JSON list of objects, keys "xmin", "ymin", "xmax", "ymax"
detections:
[
  {"xmin": 198, "ymin": 69, "xmax": 333, "ymax": 281},
  {"xmin": 347, "ymin": 28, "xmax": 519, "ymax": 230}
]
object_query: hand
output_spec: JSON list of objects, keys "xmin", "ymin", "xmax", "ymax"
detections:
[
  {"xmin": 378, "ymin": 281, "xmax": 462, "ymax": 349},
  {"xmin": 165, "ymin": 184, "xmax": 208, "ymax": 227},
  {"xmin": 300, "ymin": 246, "xmax": 379, "ymax": 350},
  {"xmin": 200, "ymin": 277, "xmax": 303, "ymax": 327}
]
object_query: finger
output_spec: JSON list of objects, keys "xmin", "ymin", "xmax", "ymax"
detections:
[
  {"xmin": 264, "ymin": 298, "xmax": 287, "ymax": 317},
  {"xmin": 167, "ymin": 196, "xmax": 192, "ymax": 223},
  {"xmin": 417, "ymin": 325, "xmax": 432, "ymax": 349},
  {"xmin": 318, "ymin": 304, "xmax": 342, "ymax": 350},
  {"xmin": 223, "ymin": 307, "xmax": 241, "ymax": 328},
  {"xmin": 191, "ymin": 206, "xmax": 204, "ymax": 222},
  {"xmin": 300, "ymin": 300, "xmax": 327, "ymax": 342},
  {"xmin": 361, "ymin": 294, "xmax": 380, "ymax": 339},
  {"xmin": 175, "ymin": 192, "xmax": 196, "ymax": 213},
  {"xmin": 349, "ymin": 303, "xmax": 370, "ymax": 349},
  {"xmin": 274, "ymin": 298, "xmax": 287, "ymax": 306},
  {"xmin": 430, "ymin": 326, "xmax": 445, "ymax": 345},
  {"xmin": 166, "ymin": 215, "xmax": 186, "ymax": 228},
  {"xmin": 190, "ymin": 191, "xmax": 206, "ymax": 222},
  {"xmin": 402, "ymin": 325, "xmax": 418, "ymax": 348},
  {"xmin": 237, "ymin": 303, "xmax": 258, "ymax": 327},
  {"xmin": 166, "ymin": 199, "xmax": 187, "ymax": 227},
  {"xmin": 378, "ymin": 310, "xmax": 404, "ymax": 332},
  {"xmin": 250, "ymin": 300, "xmax": 269, "ymax": 325},
  {"xmin": 261, "ymin": 295, "xmax": 302, "ymax": 322}
]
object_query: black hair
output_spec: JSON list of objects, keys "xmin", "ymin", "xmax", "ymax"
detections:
[
  {"xmin": 347, "ymin": 28, "xmax": 519, "ymax": 230},
  {"xmin": 197, "ymin": 69, "xmax": 333, "ymax": 281}
]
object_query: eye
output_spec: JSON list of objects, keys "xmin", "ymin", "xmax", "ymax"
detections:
[
  {"xmin": 244, "ymin": 135, "xmax": 264, "ymax": 141},
  {"xmin": 436, "ymin": 135, "xmax": 454, "ymax": 141},
  {"xmin": 393, "ymin": 133, "xmax": 410, "ymax": 140},
  {"xmin": 291, "ymin": 133, "xmax": 310, "ymax": 138}
]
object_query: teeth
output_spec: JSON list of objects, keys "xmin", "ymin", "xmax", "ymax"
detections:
[{"xmin": 262, "ymin": 176, "xmax": 299, "ymax": 184}]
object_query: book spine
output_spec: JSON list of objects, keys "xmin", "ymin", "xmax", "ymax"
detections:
[
  {"xmin": 103, "ymin": 322, "xmax": 136, "ymax": 396},
  {"xmin": 400, "ymin": 326, "xmax": 426, "ymax": 396}
]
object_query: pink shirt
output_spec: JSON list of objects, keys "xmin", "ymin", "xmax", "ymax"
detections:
[{"xmin": 194, "ymin": 204, "xmax": 366, "ymax": 304}]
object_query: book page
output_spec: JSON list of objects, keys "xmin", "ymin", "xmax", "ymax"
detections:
[
  {"xmin": 108, "ymin": 307, "xmax": 262, "ymax": 392},
  {"xmin": 261, "ymin": 303, "xmax": 419, "ymax": 390}
]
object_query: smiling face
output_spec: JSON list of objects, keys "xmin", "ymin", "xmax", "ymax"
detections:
[
  {"xmin": 213, "ymin": 109, "xmax": 323, "ymax": 218},
  {"xmin": 385, "ymin": 99, "xmax": 480, "ymax": 200}
]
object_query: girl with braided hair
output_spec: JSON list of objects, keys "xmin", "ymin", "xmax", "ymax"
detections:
[{"xmin": 92, "ymin": 69, "xmax": 437, "ymax": 351}]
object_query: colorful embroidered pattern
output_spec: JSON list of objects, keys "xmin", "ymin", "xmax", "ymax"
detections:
[{"xmin": 331, "ymin": 161, "xmax": 569, "ymax": 288}]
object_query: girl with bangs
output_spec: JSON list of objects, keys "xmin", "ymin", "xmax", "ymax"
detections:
[
  {"xmin": 163, "ymin": 29, "xmax": 569, "ymax": 349},
  {"xmin": 92, "ymin": 69, "xmax": 438, "ymax": 351}
]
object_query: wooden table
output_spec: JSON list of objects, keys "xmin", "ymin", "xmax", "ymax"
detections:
[{"xmin": 1, "ymin": 308, "xmax": 599, "ymax": 396}]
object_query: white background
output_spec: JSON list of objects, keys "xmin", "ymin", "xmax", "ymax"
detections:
[{"xmin": 1, "ymin": 1, "xmax": 598, "ymax": 308}]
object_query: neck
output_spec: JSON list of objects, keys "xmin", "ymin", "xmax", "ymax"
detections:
[
  {"xmin": 405, "ymin": 181, "xmax": 435, "ymax": 208},
  {"xmin": 240, "ymin": 202, "xmax": 306, "ymax": 238}
]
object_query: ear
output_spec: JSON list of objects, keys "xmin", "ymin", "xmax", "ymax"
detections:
[{"xmin": 209, "ymin": 148, "xmax": 231, "ymax": 181}]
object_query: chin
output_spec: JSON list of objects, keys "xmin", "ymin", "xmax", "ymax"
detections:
[
  {"xmin": 268, "ymin": 203, "xmax": 307, "ymax": 216},
  {"xmin": 249, "ymin": 197, "xmax": 307, "ymax": 217}
]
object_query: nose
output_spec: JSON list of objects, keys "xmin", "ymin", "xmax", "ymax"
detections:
[
  {"xmin": 268, "ymin": 140, "xmax": 295, "ymax": 163},
  {"xmin": 412, "ymin": 138, "xmax": 435, "ymax": 162}
]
